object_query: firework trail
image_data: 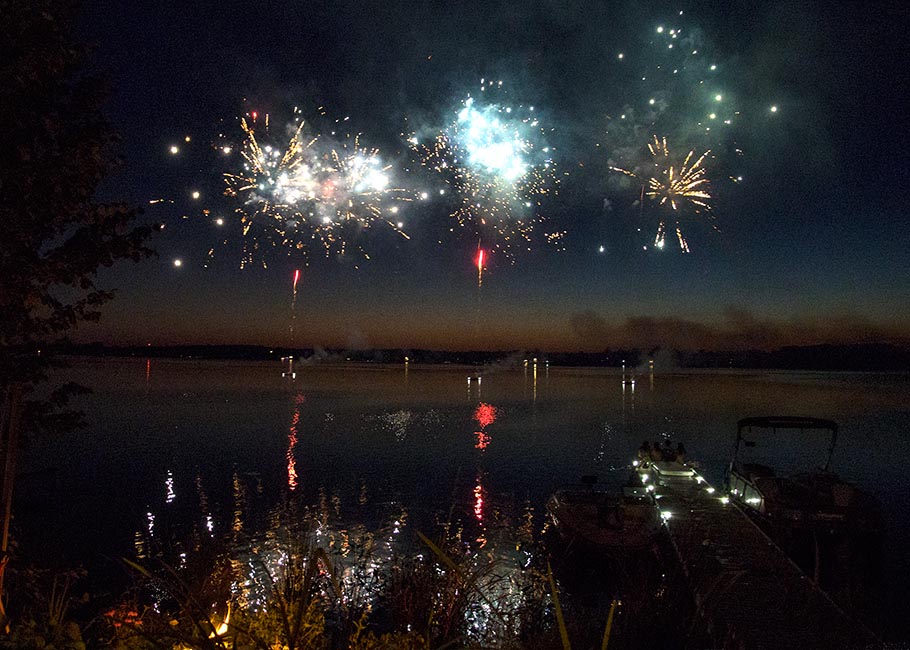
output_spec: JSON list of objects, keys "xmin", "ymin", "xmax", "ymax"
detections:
[
  {"xmin": 476, "ymin": 246, "xmax": 485, "ymax": 289},
  {"xmin": 290, "ymin": 268, "xmax": 301, "ymax": 338},
  {"xmin": 611, "ymin": 135, "xmax": 713, "ymax": 252},
  {"xmin": 222, "ymin": 113, "xmax": 414, "ymax": 267}
]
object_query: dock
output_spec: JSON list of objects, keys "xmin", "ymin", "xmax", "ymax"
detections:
[{"xmin": 642, "ymin": 460, "xmax": 881, "ymax": 649}]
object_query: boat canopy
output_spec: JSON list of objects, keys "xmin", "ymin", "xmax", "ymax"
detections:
[
  {"xmin": 737, "ymin": 417, "xmax": 837, "ymax": 434},
  {"xmin": 734, "ymin": 416, "xmax": 838, "ymax": 471}
]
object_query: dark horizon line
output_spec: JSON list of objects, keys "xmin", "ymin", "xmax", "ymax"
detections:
[{"xmin": 47, "ymin": 341, "xmax": 910, "ymax": 372}]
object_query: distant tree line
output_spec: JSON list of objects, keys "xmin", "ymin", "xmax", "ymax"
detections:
[{"xmin": 46, "ymin": 342, "xmax": 910, "ymax": 371}]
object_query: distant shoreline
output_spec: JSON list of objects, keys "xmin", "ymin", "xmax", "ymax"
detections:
[{"xmin": 47, "ymin": 342, "xmax": 910, "ymax": 372}]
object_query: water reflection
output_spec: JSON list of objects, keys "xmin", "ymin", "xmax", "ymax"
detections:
[
  {"xmin": 380, "ymin": 409, "xmax": 414, "ymax": 441},
  {"xmin": 474, "ymin": 402, "xmax": 497, "ymax": 451},
  {"xmin": 121, "ymin": 393, "xmax": 542, "ymax": 643},
  {"xmin": 473, "ymin": 475, "xmax": 485, "ymax": 524},
  {"xmin": 232, "ymin": 470, "xmax": 246, "ymax": 535},
  {"xmin": 287, "ymin": 393, "xmax": 304, "ymax": 491},
  {"xmin": 45, "ymin": 361, "xmax": 910, "ymax": 643},
  {"xmin": 281, "ymin": 355, "xmax": 296, "ymax": 379},
  {"xmin": 467, "ymin": 374, "xmax": 482, "ymax": 400},
  {"xmin": 196, "ymin": 474, "xmax": 214, "ymax": 537},
  {"xmin": 164, "ymin": 469, "xmax": 176, "ymax": 503},
  {"xmin": 132, "ymin": 463, "xmax": 548, "ymax": 648},
  {"xmin": 521, "ymin": 358, "xmax": 541, "ymax": 400}
]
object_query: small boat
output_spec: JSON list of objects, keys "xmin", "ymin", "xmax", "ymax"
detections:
[
  {"xmin": 546, "ymin": 475, "xmax": 660, "ymax": 553},
  {"xmin": 725, "ymin": 417, "xmax": 882, "ymax": 534},
  {"xmin": 724, "ymin": 416, "xmax": 884, "ymax": 611}
]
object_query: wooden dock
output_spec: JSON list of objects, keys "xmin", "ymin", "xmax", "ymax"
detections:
[{"xmin": 642, "ymin": 461, "xmax": 881, "ymax": 650}]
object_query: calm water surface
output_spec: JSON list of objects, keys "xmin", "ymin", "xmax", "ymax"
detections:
[{"xmin": 16, "ymin": 358, "xmax": 910, "ymax": 634}]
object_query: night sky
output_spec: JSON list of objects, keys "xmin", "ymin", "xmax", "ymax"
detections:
[{"xmin": 75, "ymin": 1, "xmax": 910, "ymax": 351}]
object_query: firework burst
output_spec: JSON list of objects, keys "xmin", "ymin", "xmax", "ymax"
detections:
[
  {"xmin": 223, "ymin": 115, "xmax": 413, "ymax": 267},
  {"xmin": 611, "ymin": 135, "xmax": 713, "ymax": 252},
  {"xmin": 411, "ymin": 83, "xmax": 562, "ymax": 259}
]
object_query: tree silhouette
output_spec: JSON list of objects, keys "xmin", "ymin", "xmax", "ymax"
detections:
[{"xmin": 0, "ymin": 0, "xmax": 154, "ymax": 628}]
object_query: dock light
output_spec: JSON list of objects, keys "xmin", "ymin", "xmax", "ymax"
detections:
[
  {"xmin": 632, "ymin": 459, "xmax": 640, "ymax": 467},
  {"xmin": 721, "ymin": 496, "xmax": 730, "ymax": 505},
  {"xmin": 641, "ymin": 473, "xmax": 649, "ymax": 482},
  {"xmin": 646, "ymin": 484, "xmax": 655, "ymax": 492},
  {"xmin": 695, "ymin": 475, "xmax": 704, "ymax": 484},
  {"xmin": 706, "ymin": 487, "xmax": 716, "ymax": 494},
  {"xmin": 660, "ymin": 511, "xmax": 672, "ymax": 521}
]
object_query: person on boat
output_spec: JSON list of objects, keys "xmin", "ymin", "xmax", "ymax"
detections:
[
  {"xmin": 676, "ymin": 442, "xmax": 687, "ymax": 463},
  {"xmin": 661, "ymin": 440, "xmax": 677, "ymax": 462},
  {"xmin": 638, "ymin": 440, "xmax": 651, "ymax": 462},
  {"xmin": 650, "ymin": 442, "xmax": 664, "ymax": 462}
]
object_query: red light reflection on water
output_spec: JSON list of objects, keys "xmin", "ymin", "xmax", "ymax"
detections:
[
  {"xmin": 473, "ymin": 403, "xmax": 496, "ymax": 450},
  {"xmin": 474, "ymin": 403, "xmax": 496, "ymax": 428}
]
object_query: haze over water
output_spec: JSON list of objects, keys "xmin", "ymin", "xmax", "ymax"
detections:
[{"xmin": 17, "ymin": 358, "xmax": 910, "ymax": 636}]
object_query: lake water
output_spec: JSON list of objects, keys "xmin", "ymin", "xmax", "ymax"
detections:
[{"xmin": 16, "ymin": 358, "xmax": 910, "ymax": 641}]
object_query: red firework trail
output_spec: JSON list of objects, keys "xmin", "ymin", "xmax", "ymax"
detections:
[{"xmin": 290, "ymin": 269, "xmax": 301, "ymax": 338}]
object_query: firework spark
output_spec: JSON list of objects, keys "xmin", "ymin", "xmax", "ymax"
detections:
[
  {"xmin": 223, "ymin": 115, "xmax": 413, "ymax": 267},
  {"xmin": 411, "ymin": 83, "xmax": 562, "ymax": 259},
  {"xmin": 611, "ymin": 135, "xmax": 713, "ymax": 252}
]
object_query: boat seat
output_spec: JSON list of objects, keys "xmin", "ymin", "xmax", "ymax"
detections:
[{"xmin": 741, "ymin": 463, "xmax": 776, "ymax": 481}]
